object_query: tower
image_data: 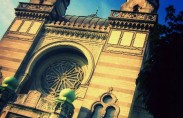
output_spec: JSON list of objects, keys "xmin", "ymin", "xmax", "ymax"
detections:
[{"xmin": 0, "ymin": 0, "xmax": 158, "ymax": 117}]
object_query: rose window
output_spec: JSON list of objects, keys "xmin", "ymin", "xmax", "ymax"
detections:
[{"xmin": 42, "ymin": 60, "xmax": 84, "ymax": 95}]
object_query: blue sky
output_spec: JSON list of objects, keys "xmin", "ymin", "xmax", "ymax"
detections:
[{"xmin": 0, "ymin": 0, "xmax": 183, "ymax": 39}]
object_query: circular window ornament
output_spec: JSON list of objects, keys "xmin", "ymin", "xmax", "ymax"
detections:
[
  {"xmin": 42, "ymin": 60, "xmax": 84, "ymax": 96},
  {"xmin": 32, "ymin": 53, "xmax": 88, "ymax": 97}
]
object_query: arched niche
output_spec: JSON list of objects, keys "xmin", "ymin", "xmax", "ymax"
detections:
[
  {"xmin": 91, "ymin": 104, "xmax": 103, "ymax": 118},
  {"xmin": 90, "ymin": 91, "xmax": 120, "ymax": 118},
  {"xmin": 18, "ymin": 41, "xmax": 94, "ymax": 98}
]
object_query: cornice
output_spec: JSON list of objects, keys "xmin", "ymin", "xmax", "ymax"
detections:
[
  {"xmin": 44, "ymin": 26, "xmax": 108, "ymax": 43},
  {"xmin": 15, "ymin": 2, "xmax": 55, "ymax": 20},
  {"xmin": 109, "ymin": 10, "xmax": 158, "ymax": 22},
  {"xmin": 108, "ymin": 10, "xmax": 157, "ymax": 31},
  {"xmin": 109, "ymin": 20, "xmax": 155, "ymax": 31},
  {"xmin": 45, "ymin": 20, "xmax": 110, "ymax": 33}
]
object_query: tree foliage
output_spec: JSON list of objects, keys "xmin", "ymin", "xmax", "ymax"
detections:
[{"xmin": 137, "ymin": 5, "xmax": 183, "ymax": 118}]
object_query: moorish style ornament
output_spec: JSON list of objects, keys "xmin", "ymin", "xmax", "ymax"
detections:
[
  {"xmin": 90, "ymin": 89, "xmax": 120, "ymax": 118},
  {"xmin": 42, "ymin": 61, "xmax": 84, "ymax": 96}
]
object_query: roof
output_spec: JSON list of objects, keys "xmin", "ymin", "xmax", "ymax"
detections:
[
  {"xmin": 63, "ymin": 15, "xmax": 109, "ymax": 27},
  {"xmin": 46, "ymin": 15, "xmax": 110, "ymax": 32}
]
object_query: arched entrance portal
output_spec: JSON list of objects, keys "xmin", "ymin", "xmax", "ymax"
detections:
[{"xmin": 19, "ymin": 41, "xmax": 94, "ymax": 98}]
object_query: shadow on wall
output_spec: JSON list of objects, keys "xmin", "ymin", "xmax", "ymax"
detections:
[{"xmin": 78, "ymin": 107, "xmax": 91, "ymax": 118}]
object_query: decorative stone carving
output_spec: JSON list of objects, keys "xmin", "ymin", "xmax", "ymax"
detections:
[
  {"xmin": 120, "ymin": 0, "xmax": 159, "ymax": 13},
  {"xmin": 109, "ymin": 10, "xmax": 157, "ymax": 31},
  {"xmin": 36, "ymin": 98, "xmax": 56, "ymax": 112},
  {"xmin": 90, "ymin": 88, "xmax": 120, "ymax": 118},
  {"xmin": 18, "ymin": 3, "xmax": 53, "ymax": 12},
  {"xmin": 24, "ymin": 90, "xmax": 41, "ymax": 108},
  {"xmin": 15, "ymin": 2, "xmax": 55, "ymax": 20},
  {"xmin": 110, "ymin": 11, "xmax": 157, "ymax": 22},
  {"xmin": 109, "ymin": 20, "xmax": 154, "ymax": 31},
  {"xmin": 42, "ymin": 60, "xmax": 84, "ymax": 96},
  {"xmin": 45, "ymin": 19, "xmax": 110, "ymax": 32},
  {"xmin": 45, "ymin": 27, "xmax": 108, "ymax": 42}
]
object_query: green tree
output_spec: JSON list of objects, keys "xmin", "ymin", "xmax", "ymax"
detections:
[{"xmin": 137, "ymin": 5, "xmax": 183, "ymax": 118}]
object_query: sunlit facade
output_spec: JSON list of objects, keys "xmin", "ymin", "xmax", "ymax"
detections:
[{"xmin": 0, "ymin": 0, "xmax": 158, "ymax": 117}]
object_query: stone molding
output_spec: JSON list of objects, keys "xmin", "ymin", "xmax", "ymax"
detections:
[
  {"xmin": 45, "ymin": 20, "xmax": 110, "ymax": 33},
  {"xmin": 4, "ymin": 32, "xmax": 35, "ymax": 42},
  {"xmin": 109, "ymin": 20, "xmax": 154, "ymax": 31},
  {"xmin": 15, "ymin": 2, "xmax": 55, "ymax": 20},
  {"xmin": 17, "ymin": 2, "xmax": 53, "ymax": 12},
  {"xmin": 109, "ymin": 11, "xmax": 157, "ymax": 31},
  {"xmin": 90, "ymin": 88, "xmax": 120, "ymax": 118},
  {"xmin": 110, "ymin": 10, "xmax": 157, "ymax": 22},
  {"xmin": 45, "ymin": 27, "xmax": 108, "ymax": 42}
]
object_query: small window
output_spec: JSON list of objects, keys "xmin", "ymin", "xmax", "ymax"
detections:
[
  {"xmin": 28, "ymin": 22, "xmax": 42, "ymax": 34},
  {"xmin": 133, "ymin": 4, "xmax": 140, "ymax": 12},
  {"xmin": 133, "ymin": 33, "xmax": 146, "ymax": 48},
  {"xmin": 91, "ymin": 92, "xmax": 119, "ymax": 118},
  {"xmin": 103, "ymin": 95, "xmax": 112, "ymax": 103},
  {"xmin": 10, "ymin": 20, "xmax": 22, "ymax": 31},
  {"xmin": 19, "ymin": 21, "xmax": 32, "ymax": 33},
  {"xmin": 120, "ymin": 32, "xmax": 134, "ymax": 46},
  {"xmin": 108, "ymin": 30, "xmax": 121, "ymax": 45},
  {"xmin": 104, "ymin": 107, "xmax": 116, "ymax": 118},
  {"xmin": 92, "ymin": 104, "xmax": 103, "ymax": 118}
]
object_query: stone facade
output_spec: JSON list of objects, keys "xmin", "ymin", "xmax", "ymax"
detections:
[{"xmin": 0, "ymin": 0, "xmax": 158, "ymax": 117}]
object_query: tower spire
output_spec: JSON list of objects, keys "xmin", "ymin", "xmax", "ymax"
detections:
[
  {"xmin": 95, "ymin": 6, "xmax": 99, "ymax": 15},
  {"xmin": 88, "ymin": 6, "xmax": 99, "ymax": 17}
]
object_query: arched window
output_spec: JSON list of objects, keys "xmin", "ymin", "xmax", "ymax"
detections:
[
  {"xmin": 133, "ymin": 4, "xmax": 140, "ymax": 12},
  {"xmin": 91, "ymin": 91, "xmax": 120, "ymax": 118},
  {"xmin": 92, "ymin": 104, "xmax": 103, "ymax": 118},
  {"xmin": 103, "ymin": 95, "xmax": 112, "ymax": 104},
  {"xmin": 104, "ymin": 106, "xmax": 116, "ymax": 118}
]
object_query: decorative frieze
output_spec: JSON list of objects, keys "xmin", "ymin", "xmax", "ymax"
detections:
[
  {"xmin": 109, "ymin": 20, "xmax": 154, "ymax": 31},
  {"xmin": 109, "ymin": 10, "xmax": 157, "ymax": 22},
  {"xmin": 45, "ymin": 27, "xmax": 108, "ymax": 42},
  {"xmin": 15, "ymin": 2, "xmax": 55, "ymax": 20},
  {"xmin": 15, "ymin": 11, "xmax": 51, "ymax": 20},
  {"xmin": 5, "ymin": 32, "xmax": 34, "ymax": 41},
  {"xmin": 17, "ymin": 2, "xmax": 54, "ymax": 12},
  {"xmin": 36, "ymin": 98, "xmax": 56, "ymax": 112},
  {"xmin": 46, "ymin": 20, "xmax": 110, "ymax": 32}
]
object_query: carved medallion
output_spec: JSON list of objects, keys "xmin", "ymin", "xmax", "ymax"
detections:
[{"xmin": 42, "ymin": 60, "xmax": 84, "ymax": 96}]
